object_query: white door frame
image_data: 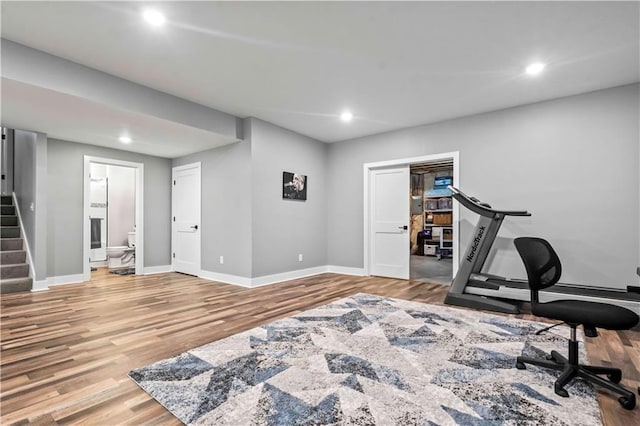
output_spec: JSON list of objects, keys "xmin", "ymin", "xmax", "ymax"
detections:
[
  {"xmin": 83, "ymin": 156, "xmax": 144, "ymax": 281},
  {"xmin": 171, "ymin": 162, "xmax": 201, "ymax": 275},
  {"xmin": 363, "ymin": 151, "xmax": 460, "ymax": 280}
]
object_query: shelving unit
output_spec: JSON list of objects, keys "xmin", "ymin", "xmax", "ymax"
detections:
[{"xmin": 423, "ymin": 196, "xmax": 453, "ymax": 259}]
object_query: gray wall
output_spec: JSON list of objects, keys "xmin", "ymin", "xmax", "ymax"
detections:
[
  {"xmin": 250, "ymin": 118, "xmax": 328, "ymax": 277},
  {"xmin": 327, "ymin": 84, "xmax": 640, "ymax": 289},
  {"xmin": 13, "ymin": 130, "xmax": 47, "ymax": 280},
  {"xmin": 172, "ymin": 128, "xmax": 253, "ymax": 278},
  {"xmin": 47, "ymin": 138, "xmax": 171, "ymax": 277},
  {"xmin": 172, "ymin": 118, "xmax": 328, "ymax": 279}
]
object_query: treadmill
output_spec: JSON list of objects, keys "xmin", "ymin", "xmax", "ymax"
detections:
[
  {"xmin": 444, "ymin": 186, "xmax": 640, "ymax": 315},
  {"xmin": 445, "ymin": 186, "xmax": 531, "ymax": 314}
]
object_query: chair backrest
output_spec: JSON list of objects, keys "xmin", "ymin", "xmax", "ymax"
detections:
[{"xmin": 513, "ymin": 237, "xmax": 562, "ymax": 304}]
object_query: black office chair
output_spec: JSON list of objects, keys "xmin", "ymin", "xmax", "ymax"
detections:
[{"xmin": 513, "ymin": 237, "xmax": 639, "ymax": 410}]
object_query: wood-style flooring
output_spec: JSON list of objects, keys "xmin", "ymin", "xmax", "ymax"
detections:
[{"xmin": 1, "ymin": 270, "xmax": 638, "ymax": 425}]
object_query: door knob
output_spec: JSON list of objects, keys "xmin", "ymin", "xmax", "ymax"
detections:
[
  {"xmin": 190, "ymin": 225, "xmax": 198, "ymax": 230},
  {"xmin": 398, "ymin": 225, "xmax": 408, "ymax": 230}
]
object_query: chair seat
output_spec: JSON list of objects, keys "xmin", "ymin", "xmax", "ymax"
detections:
[{"xmin": 533, "ymin": 300, "xmax": 639, "ymax": 330}]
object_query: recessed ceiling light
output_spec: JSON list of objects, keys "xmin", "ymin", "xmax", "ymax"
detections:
[
  {"xmin": 143, "ymin": 9, "xmax": 165, "ymax": 26},
  {"xmin": 525, "ymin": 62, "xmax": 546, "ymax": 76},
  {"xmin": 340, "ymin": 111, "xmax": 353, "ymax": 122},
  {"xmin": 119, "ymin": 136, "xmax": 132, "ymax": 144}
]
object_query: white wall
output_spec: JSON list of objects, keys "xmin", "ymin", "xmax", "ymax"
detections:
[
  {"xmin": 89, "ymin": 163, "xmax": 107, "ymax": 261},
  {"xmin": 106, "ymin": 165, "xmax": 135, "ymax": 247},
  {"xmin": 328, "ymin": 84, "xmax": 640, "ymax": 290}
]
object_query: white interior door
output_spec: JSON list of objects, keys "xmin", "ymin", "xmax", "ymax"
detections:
[
  {"xmin": 370, "ymin": 166, "xmax": 410, "ymax": 279},
  {"xmin": 172, "ymin": 163, "xmax": 201, "ymax": 276}
]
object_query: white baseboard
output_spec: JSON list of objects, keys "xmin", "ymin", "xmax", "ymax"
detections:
[
  {"xmin": 326, "ymin": 265, "xmax": 365, "ymax": 276},
  {"xmin": 46, "ymin": 273, "xmax": 86, "ymax": 287},
  {"xmin": 251, "ymin": 266, "xmax": 329, "ymax": 287},
  {"xmin": 143, "ymin": 265, "xmax": 173, "ymax": 275},
  {"xmin": 31, "ymin": 265, "xmax": 367, "ymax": 292},
  {"xmin": 32, "ymin": 280, "xmax": 49, "ymax": 291},
  {"xmin": 198, "ymin": 265, "xmax": 352, "ymax": 288},
  {"xmin": 199, "ymin": 270, "xmax": 253, "ymax": 287}
]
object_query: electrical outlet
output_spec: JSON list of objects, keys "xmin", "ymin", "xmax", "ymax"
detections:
[
  {"xmin": 219, "ymin": 256, "xmax": 224, "ymax": 264},
  {"xmin": 298, "ymin": 254, "xmax": 303, "ymax": 262}
]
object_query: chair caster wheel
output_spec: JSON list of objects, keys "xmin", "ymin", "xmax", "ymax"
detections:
[
  {"xmin": 516, "ymin": 362, "xmax": 526, "ymax": 370},
  {"xmin": 607, "ymin": 371, "xmax": 622, "ymax": 383},
  {"xmin": 554, "ymin": 386, "xmax": 569, "ymax": 398},
  {"xmin": 618, "ymin": 395, "xmax": 636, "ymax": 410},
  {"xmin": 545, "ymin": 354, "xmax": 554, "ymax": 361}
]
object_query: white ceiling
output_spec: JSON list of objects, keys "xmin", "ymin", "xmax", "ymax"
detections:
[
  {"xmin": 1, "ymin": 78, "xmax": 235, "ymax": 158},
  {"xmin": 1, "ymin": 1, "xmax": 638, "ymax": 153}
]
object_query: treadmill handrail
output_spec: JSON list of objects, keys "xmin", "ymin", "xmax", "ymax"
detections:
[{"xmin": 448, "ymin": 186, "xmax": 531, "ymax": 217}]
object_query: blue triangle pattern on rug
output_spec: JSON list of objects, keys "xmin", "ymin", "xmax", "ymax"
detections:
[
  {"xmin": 129, "ymin": 293, "xmax": 602, "ymax": 425},
  {"xmin": 340, "ymin": 374, "xmax": 364, "ymax": 393},
  {"xmin": 129, "ymin": 352, "xmax": 212, "ymax": 382},
  {"xmin": 295, "ymin": 309, "xmax": 372, "ymax": 334},
  {"xmin": 449, "ymin": 346, "xmax": 517, "ymax": 370},
  {"xmin": 257, "ymin": 383, "xmax": 341, "ymax": 425}
]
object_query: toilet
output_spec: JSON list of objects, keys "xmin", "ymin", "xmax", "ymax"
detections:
[{"xmin": 106, "ymin": 231, "xmax": 136, "ymax": 269}]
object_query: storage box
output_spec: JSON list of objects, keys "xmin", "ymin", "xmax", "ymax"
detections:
[
  {"xmin": 443, "ymin": 228, "xmax": 453, "ymax": 240},
  {"xmin": 424, "ymin": 244, "xmax": 438, "ymax": 256},
  {"xmin": 434, "ymin": 176, "xmax": 453, "ymax": 188},
  {"xmin": 425, "ymin": 199, "xmax": 439, "ymax": 210},
  {"xmin": 437, "ymin": 197, "xmax": 452, "ymax": 210},
  {"xmin": 433, "ymin": 212, "xmax": 452, "ymax": 225}
]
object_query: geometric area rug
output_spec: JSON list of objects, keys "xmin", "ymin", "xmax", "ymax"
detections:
[{"xmin": 129, "ymin": 293, "xmax": 602, "ymax": 425}]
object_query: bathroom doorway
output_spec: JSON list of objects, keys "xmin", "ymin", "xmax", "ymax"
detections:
[{"xmin": 83, "ymin": 156, "xmax": 144, "ymax": 281}]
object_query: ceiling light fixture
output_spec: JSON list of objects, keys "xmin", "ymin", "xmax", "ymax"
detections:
[
  {"xmin": 119, "ymin": 136, "xmax": 132, "ymax": 144},
  {"xmin": 525, "ymin": 62, "xmax": 546, "ymax": 76},
  {"xmin": 340, "ymin": 111, "xmax": 353, "ymax": 122},
  {"xmin": 143, "ymin": 9, "xmax": 165, "ymax": 26}
]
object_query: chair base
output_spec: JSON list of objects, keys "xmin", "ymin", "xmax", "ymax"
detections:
[{"xmin": 516, "ymin": 343, "xmax": 637, "ymax": 410}]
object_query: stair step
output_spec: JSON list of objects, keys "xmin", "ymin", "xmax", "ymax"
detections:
[
  {"xmin": 0, "ymin": 195, "xmax": 13, "ymax": 206},
  {"xmin": 1, "ymin": 238, "xmax": 23, "ymax": 251},
  {"xmin": 1, "ymin": 263, "xmax": 29, "ymax": 279},
  {"xmin": 1, "ymin": 227, "xmax": 20, "ymax": 238},
  {"xmin": 0, "ymin": 206, "xmax": 15, "ymax": 215},
  {"xmin": 0, "ymin": 277, "xmax": 33, "ymax": 294},
  {"xmin": 1, "ymin": 216, "xmax": 18, "ymax": 226},
  {"xmin": 1, "ymin": 250, "xmax": 26, "ymax": 265}
]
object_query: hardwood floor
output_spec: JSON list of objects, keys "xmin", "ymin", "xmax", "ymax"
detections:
[{"xmin": 1, "ymin": 270, "xmax": 638, "ymax": 425}]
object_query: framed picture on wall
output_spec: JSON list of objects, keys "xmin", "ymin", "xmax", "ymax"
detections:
[{"xmin": 282, "ymin": 171, "xmax": 307, "ymax": 200}]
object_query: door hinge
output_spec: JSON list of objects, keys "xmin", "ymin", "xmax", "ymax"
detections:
[
  {"xmin": 2, "ymin": 134, "xmax": 5, "ymax": 140},
  {"xmin": 173, "ymin": 180, "xmax": 176, "ymax": 185},
  {"xmin": 173, "ymin": 253, "xmax": 175, "ymax": 258},
  {"xmin": 173, "ymin": 216, "xmax": 175, "ymax": 222}
]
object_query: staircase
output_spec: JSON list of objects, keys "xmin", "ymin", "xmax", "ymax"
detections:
[{"xmin": 1, "ymin": 195, "xmax": 32, "ymax": 293}]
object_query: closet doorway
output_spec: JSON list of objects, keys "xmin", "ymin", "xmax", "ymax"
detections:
[
  {"xmin": 410, "ymin": 160, "xmax": 455, "ymax": 285},
  {"xmin": 364, "ymin": 152, "xmax": 459, "ymax": 282}
]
